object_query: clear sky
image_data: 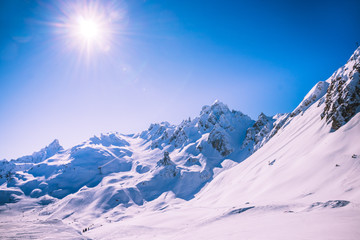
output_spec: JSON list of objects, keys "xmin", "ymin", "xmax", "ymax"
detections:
[{"xmin": 1, "ymin": 0, "xmax": 360, "ymax": 159}]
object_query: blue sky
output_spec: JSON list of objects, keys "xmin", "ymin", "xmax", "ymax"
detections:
[{"xmin": 1, "ymin": 0, "xmax": 360, "ymax": 159}]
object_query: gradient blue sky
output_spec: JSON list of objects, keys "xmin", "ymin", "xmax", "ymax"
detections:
[{"xmin": 1, "ymin": 0, "xmax": 360, "ymax": 159}]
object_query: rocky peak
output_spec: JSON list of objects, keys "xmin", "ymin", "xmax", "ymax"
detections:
[
  {"xmin": 241, "ymin": 113, "xmax": 276, "ymax": 153},
  {"xmin": 13, "ymin": 139, "xmax": 63, "ymax": 163},
  {"xmin": 148, "ymin": 122, "xmax": 172, "ymax": 131},
  {"xmin": 200, "ymin": 100, "xmax": 230, "ymax": 117},
  {"xmin": 207, "ymin": 124, "xmax": 233, "ymax": 157},
  {"xmin": 198, "ymin": 100, "xmax": 252, "ymax": 132},
  {"xmin": 45, "ymin": 139, "xmax": 63, "ymax": 155},
  {"xmin": 139, "ymin": 122, "xmax": 175, "ymax": 146},
  {"xmin": 210, "ymin": 100, "xmax": 230, "ymax": 114},
  {"xmin": 141, "ymin": 100, "xmax": 254, "ymax": 158},
  {"xmin": 321, "ymin": 47, "xmax": 360, "ymax": 131},
  {"xmin": 256, "ymin": 113, "xmax": 272, "ymax": 126},
  {"xmin": 147, "ymin": 122, "xmax": 173, "ymax": 137},
  {"xmin": 157, "ymin": 151, "xmax": 175, "ymax": 167}
]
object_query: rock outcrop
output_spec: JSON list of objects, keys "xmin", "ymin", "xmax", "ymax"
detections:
[{"xmin": 321, "ymin": 47, "xmax": 360, "ymax": 131}]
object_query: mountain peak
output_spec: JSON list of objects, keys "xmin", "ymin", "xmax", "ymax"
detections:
[
  {"xmin": 321, "ymin": 47, "xmax": 360, "ymax": 130},
  {"xmin": 47, "ymin": 139, "xmax": 61, "ymax": 149},
  {"xmin": 258, "ymin": 112, "xmax": 268, "ymax": 119},
  {"xmin": 200, "ymin": 100, "xmax": 230, "ymax": 117},
  {"xmin": 12, "ymin": 139, "xmax": 63, "ymax": 164},
  {"xmin": 211, "ymin": 99, "xmax": 229, "ymax": 112},
  {"xmin": 212, "ymin": 99, "xmax": 226, "ymax": 106},
  {"xmin": 43, "ymin": 139, "xmax": 63, "ymax": 157}
]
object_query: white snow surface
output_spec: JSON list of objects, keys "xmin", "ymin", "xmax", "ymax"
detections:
[{"xmin": 1, "ymin": 48, "xmax": 360, "ymax": 239}]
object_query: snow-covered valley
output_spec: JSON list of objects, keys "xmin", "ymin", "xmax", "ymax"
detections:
[{"xmin": 1, "ymin": 47, "xmax": 360, "ymax": 239}]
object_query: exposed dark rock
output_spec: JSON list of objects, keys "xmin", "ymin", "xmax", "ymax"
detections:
[
  {"xmin": 228, "ymin": 206, "xmax": 255, "ymax": 215},
  {"xmin": 321, "ymin": 47, "xmax": 360, "ymax": 131},
  {"xmin": 242, "ymin": 113, "xmax": 275, "ymax": 153},
  {"xmin": 309, "ymin": 200, "xmax": 350, "ymax": 209},
  {"xmin": 208, "ymin": 125, "xmax": 233, "ymax": 157},
  {"xmin": 157, "ymin": 151, "xmax": 175, "ymax": 167}
]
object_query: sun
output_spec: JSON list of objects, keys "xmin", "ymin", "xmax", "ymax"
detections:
[
  {"xmin": 65, "ymin": 13, "xmax": 112, "ymax": 55},
  {"xmin": 53, "ymin": 0, "xmax": 126, "ymax": 58},
  {"xmin": 72, "ymin": 15, "xmax": 107, "ymax": 49},
  {"xmin": 77, "ymin": 17, "xmax": 100, "ymax": 41}
]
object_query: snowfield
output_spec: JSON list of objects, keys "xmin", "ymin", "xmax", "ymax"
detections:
[{"xmin": 0, "ymin": 47, "xmax": 359, "ymax": 239}]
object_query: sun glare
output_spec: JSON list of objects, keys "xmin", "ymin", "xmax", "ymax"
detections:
[
  {"xmin": 71, "ymin": 14, "xmax": 107, "ymax": 50},
  {"xmin": 77, "ymin": 17, "xmax": 100, "ymax": 41},
  {"xmin": 54, "ymin": 1, "xmax": 125, "ymax": 61}
]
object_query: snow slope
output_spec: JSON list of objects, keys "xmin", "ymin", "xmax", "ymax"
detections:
[{"xmin": 0, "ymin": 47, "xmax": 359, "ymax": 239}]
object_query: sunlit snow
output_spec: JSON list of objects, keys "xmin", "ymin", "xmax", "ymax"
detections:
[{"xmin": 0, "ymin": 47, "xmax": 359, "ymax": 239}]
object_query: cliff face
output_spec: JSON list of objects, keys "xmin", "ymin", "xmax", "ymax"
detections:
[
  {"xmin": 241, "ymin": 113, "xmax": 275, "ymax": 153},
  {"xmin": 321, "ymin": 47, "xmax": 360, "ymax": 131}
]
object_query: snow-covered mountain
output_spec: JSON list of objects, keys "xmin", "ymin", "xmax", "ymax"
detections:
[
  {"xmin": 0, "ymin": 47, "xmax": 359, "ymax": 239},
  {"xmin": 0, "ymin": 100, "xmax": 255, "ymax": 207}
]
